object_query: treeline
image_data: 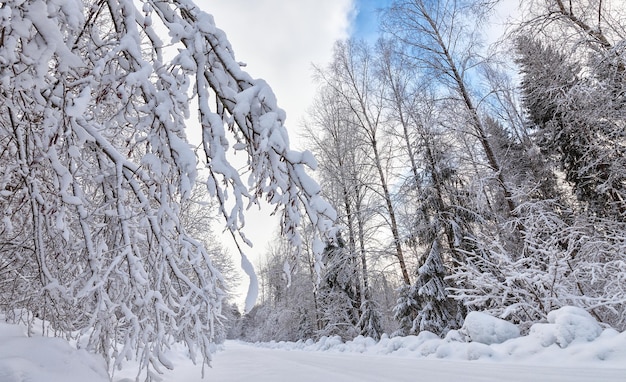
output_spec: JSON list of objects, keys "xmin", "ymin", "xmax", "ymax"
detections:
[{"xmin": 232, "ymin": 0, "xmax": 626, "ymax": 341}]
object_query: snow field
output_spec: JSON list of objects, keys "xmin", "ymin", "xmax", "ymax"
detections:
[
  {"xmin": 0, "ymin": 323, "xmax": 109, "ymax": 382},
  {"xmin": 1, "ymin": 306, "xmax": 624, "ymax": 381}
]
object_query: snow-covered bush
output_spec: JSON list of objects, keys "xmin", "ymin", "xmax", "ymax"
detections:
[
  {"xmin": 460, "ymin": 311, "xmax": 520, "ymax": 345},
  {"xmin": 452, "ymin": 199, "xmax": 626, "ymax": 331},
  {"xmin": 530, "ymin": 306, "xmax": 603, "ymax": 348}
]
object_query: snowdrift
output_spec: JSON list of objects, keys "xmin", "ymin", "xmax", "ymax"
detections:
[
  {"xmin": 256, "ymin": 306, "xmax": 626, "ymax": 365},
  {"xmin": 0, "ymin": 322, "xmax": 109, "ymax": 382},
  {"xmin": 1, "ymin": 306, "xmax": 624, "ymax": 382}
]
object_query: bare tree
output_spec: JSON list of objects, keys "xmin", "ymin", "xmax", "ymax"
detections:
[
  {"xmin": 304, "ymin": 84, "xmax": 383, "ymax": 339},
  {"xmin": 315, "ymin": 40, "xmax": 412, "ymax": 285},
  {"xmin": 383, "ymin": 0, "xmax": 517, "ymax": 216}
]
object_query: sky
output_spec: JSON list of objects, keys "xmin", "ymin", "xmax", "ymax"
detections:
[
  {"xmin": 202, "ymin": 0, "xmax": 394, "ymax": 141},
  {"xmin": 203, "ymin": 0, "xmax": 353, "ymax": 147}
]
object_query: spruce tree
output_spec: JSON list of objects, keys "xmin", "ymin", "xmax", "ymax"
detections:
[
  {"xmin": 413, "ymin": 240, "xmax": 463, "ymax": 334},
  {"xmin": 317, "ymin": 237, "xmax": 361, "ymax": 339},
  {"xmin": 515, "ymin": 35, "xmax": 626, "ymax": 220}
]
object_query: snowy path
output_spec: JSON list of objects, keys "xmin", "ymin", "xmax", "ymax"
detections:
[
  {"xmin": 129, "ymin": 341, "xmax": 625, "ymax": 382},
  {"xmin": 4, "ymin": 307, "xmax": 624, "ymax": 382}
]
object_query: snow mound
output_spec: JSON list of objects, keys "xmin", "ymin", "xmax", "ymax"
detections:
[
  {"xmin": 252, "ymin": 306, "xmax": 626, "ymax": 366},
  {"xmin": 528, "ymin": 307, "xmax": 603, "ymax": 348},
  {"xmin": 460, "ymin": 311, "xmax": 520, "ymax": 345},
  {"xmin": 547, "ymin": 306, "xmax": 603, "ymax": 346},
  {"xmin": 0, "ymin": 322, "xmax": 109, "ymax": 382}
]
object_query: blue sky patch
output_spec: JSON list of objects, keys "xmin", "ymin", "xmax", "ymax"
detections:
[{"xmin": 351, "ymin": 0, "xmax": 393, "ymax": 40}]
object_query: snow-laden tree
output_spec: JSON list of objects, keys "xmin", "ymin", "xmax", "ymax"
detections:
[
  {"xmin": 395, "ymin": 240, "xmax": 462, "ymax": 336},
  {"xmin": 315, "ymin": 40, "xmax": 412, "ymax": 286},
  {"xmin": 452, "ymin": 0, "xmax": 626, "ymax": 330},
  {"xmin": 179, "ymin": 179, "xmax": 242, "ymax": 343},
  {"xmin": 452, "ymin": 199, "xmax": 626, "ymax": 331},
  {"xmin": 413, "ymin": 240, "xmax": 465, "ymax": 335},
  {"xmin": 316, "ymin": 237, "xmax": 362, "ymax": 339},
  {"xmin": 515, "ymin": 34, "xmax": 626, "ymax": 221},
  {"xmin": 238, "ymin": 232, "xmax": 319, "ymax": 342},
  {"xmin": 0, "ymin": 0, "xmax": 334, "ymax": 377},
  {"xmin": 515, "ymin": 1, "xmax": 626, "ymax": 220},
  {"xmin": 304, "ymin": 83, "xmax": 384, "ymax": 340},
  {"xmin": 383, "ymin": 0, "xmax": 518, "ymax": 218},
  {"xmin": 375, "ymin": 51, "xmax": 472, "ymax": 335}
]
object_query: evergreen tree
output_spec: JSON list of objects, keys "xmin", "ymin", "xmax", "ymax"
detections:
[
  {"xmin": 392, "ymin": 103, "xmax": 471, "ymax": 336},
  {"xmin": 394, "ymin": 240, "xmax": 463, "ymax": 336},
  {"xmin": 317, "ymin": 238, "xmax": 361, "ymax": 339},
  {"xmin": 413, "ymin": 240, "xmax": 463, "ymax": 334},
  {"xmin": 358, "ymin": 298, "xmax": 383, "ymax": 340},
  {"xmin": 515, "ymin": 34, "xmax": 626, "ymax": 220},
  {"xmin": 392, "ymin": 284, "xmax": 418, "ymax": 336}
]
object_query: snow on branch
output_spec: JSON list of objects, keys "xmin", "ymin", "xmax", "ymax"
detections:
[
  {"xmin": 152, "ymin": 0, "xmax": 335, "ymax": 233},
  {"xmin": 150, "ymin": 0, "xmax": 337, "ymax": 308},
  {"xmin": 0, "ymin": 0, "xmax": 335, "ymax": 378}
]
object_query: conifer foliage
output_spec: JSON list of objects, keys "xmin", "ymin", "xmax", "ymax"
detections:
[{"xmin": 515, "ymin": 34, "xmax": 626, "ymax": 220}]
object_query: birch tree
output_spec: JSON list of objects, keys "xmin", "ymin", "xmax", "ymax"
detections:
[
  {"xmin": 315, "ymin": 40, "xmax": 412, "ymax": 286},
  {"xmin": 304, "ymin": 85, "xmax": 383, "ymax": 339},
  {"xmin": 383, "ymin": 0, "xmax": 517, "ymax": 217}
]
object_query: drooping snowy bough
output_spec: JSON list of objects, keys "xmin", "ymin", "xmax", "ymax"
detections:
[{"xmin": 0, "ymin": 0, "xmax": 335, "ymax": 378}]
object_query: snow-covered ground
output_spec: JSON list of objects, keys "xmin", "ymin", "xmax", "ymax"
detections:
[
  {"xmin": 1, "ymin": 307, "xmax": 625, "ymax": 381},
  {"xmin": 113, "ymin": 340, "xmax": 624, "ymax": 382},
  {"xmin": 0, "ymin": 322, "xmax": 108, "ymax": 382}
]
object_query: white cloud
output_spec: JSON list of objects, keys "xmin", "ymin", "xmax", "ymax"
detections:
[{"xmin": 200, "ymin": 0, "xmax": 354, "ymax": 145}]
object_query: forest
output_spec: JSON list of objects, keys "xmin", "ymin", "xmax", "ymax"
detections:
[
  {"xmin": 233, "ymin": 0, "xmax": 626, "ymax": 343},
  {"xmin": 0, "ymin": 0, "xmax": 625, "ymax": 379}
]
